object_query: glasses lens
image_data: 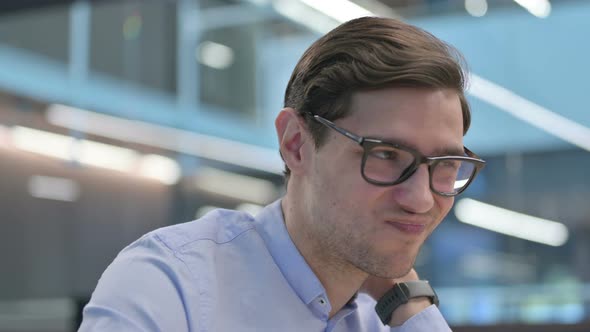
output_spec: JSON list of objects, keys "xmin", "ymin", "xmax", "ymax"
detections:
[
  {"xmin": 363, "ymin": 144, "xmax": 415, "ymax": 184},
  {"xmin": 431, "ymin": 159, "xmax": 476, "ymax": 194}
]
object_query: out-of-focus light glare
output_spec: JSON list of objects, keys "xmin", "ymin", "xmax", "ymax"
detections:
[
  {"xmin": 299, "ymin": 0, "xmax": 373, "ymax": 23},
  {"xmin": 47, "ymin": 104, "xmax": 284, "ymax": 174},
  {"xmin": 246, "ymin": 0, "xmax": 270, "ymax": 5},
  {"xmin": 455, "ymin": 198, "xmax": 569, "ymax": 247},
  {"xmin": 28, "ymin": 175, "xmax": 80, "ymax": 202},
  {"xmin": 12, "ymin": 126, "xmax": 75, "ymax": 160},
  {"xmin": 195, "ymin": 167, "xmax": 277, "ymax": 204},
  {"xmin": 138, "ymin": 154, "xmax": 181, "ymax": 185},
  {"xmin": 465, "ymin": 0, "xmax": 488, "ymax": 17},
  {"xmin": 514, "ymin": 0, "xmax": 551, "ymax": 18},
  {"xmin": 78, "ymin": 140, "xmax": 138, "ymax": 173},
  {"xmin": 273, "ymin": 0, "xmax": 337, "ymax": 34},
  {"xmin": 10, "ymin": 125, "xmax": 178, "ymax": 185},
  {"xmin": 461, "ymin": 252, "xmax": 535, "ymax": 280},
  {"xmin": 468, "ymin": 74, "xmax": 590, "ymax": 152},
  {"xmin": 197, "ymin": 41, "xmax": 235, "ymax": 70},
  {"xmin": 13, "ymin": 126, "xmax": 137, "ymax": 173},
  {"xmin": 273, "ymin": 0, "xmax": 400, "ymax": 34},
  {"xmin": 123, "ymin": 12, "xmax": 143, "ymax": 40},
  {"xmin": 236, "ymin": 203, "xmax": 264, "ymax": 216}
]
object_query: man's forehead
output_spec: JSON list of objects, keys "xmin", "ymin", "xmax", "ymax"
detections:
[
  {"xmin": 342, "ymin": 88, "xmax": 465, "ymax": 156},
  {"xmin": 348, "ymin": 87, "xmax": 462, "ymax": 122},
  {"xmin": 365, "ymin": 134, "xmax": 464, "ymax": 157}
]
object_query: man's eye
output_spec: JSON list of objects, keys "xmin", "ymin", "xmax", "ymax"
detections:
[
  {"xmin": 372, "ymin": 150, "xmax": 398, "ymax": 160},
  {"xmin": 440, "ymin": 160, "xmax": 461, "ymax": 170}
]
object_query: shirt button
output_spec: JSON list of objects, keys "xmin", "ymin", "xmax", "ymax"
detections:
[{"xmin": 318, "ymin": 298, "xmax": 326, "ymax": 305}]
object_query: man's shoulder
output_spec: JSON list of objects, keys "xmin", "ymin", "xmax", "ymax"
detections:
[{"xmin": 148, "ymin": 209, "xmax": 257, "ymax": 254}]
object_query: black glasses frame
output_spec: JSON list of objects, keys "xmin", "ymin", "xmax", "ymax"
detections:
[{"xmin": 305, "ymin": 112, "xmax": 486, "ymax": 196}]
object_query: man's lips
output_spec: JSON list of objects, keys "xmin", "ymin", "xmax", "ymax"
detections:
[{"xmin": 386, "ymin": 221, "xmax": 427, "ymax": 235}]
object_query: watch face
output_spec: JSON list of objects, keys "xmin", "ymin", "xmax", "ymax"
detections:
[{"xmin": 403, "ymin": 281, "xmax": 439, "ymax": 306}]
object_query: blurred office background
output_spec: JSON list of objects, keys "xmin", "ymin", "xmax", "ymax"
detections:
[{"xmin": 0, "ymin": 0, "xmax": 588, "ymax": 331}]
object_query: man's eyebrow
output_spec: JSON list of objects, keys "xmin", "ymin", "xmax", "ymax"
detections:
[
  {"xmin": 367, "ymin": 135, "xmax": 464, "ymax": 156},
  {"xmin": 435, "ymin": 147, "xmax": 465, "ymax": 156}
]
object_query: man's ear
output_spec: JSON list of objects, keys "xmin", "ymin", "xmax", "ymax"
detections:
[{"xmin": 275, "ymin": 108, "xmax": 311, "ymax": 176}]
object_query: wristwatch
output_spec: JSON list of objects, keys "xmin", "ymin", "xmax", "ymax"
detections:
[{"xmin": 374, "ymin": 280, "xmax": 439, "ymax": 325}]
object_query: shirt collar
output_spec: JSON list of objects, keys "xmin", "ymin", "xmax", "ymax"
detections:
[{"xmin": 254, "ymin": 199, "xmax": 326, "ymax": 305}]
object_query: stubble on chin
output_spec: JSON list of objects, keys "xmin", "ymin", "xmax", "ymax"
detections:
[
  {"xmin": 344, "ymin": 236, "xmax": 422, "ymax": 279},
  {"xmin": 364, "ymin": 253, "xmax": 418, "ymax": 279}
]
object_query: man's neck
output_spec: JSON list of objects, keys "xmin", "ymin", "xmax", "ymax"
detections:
[{"xmin": 281, "ymin": 197, "xmax": 368, "ymax": 318}]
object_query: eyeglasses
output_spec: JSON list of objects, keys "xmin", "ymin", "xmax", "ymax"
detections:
[{"xmin": 305, "ymin": 112, "xmax": 486, "ymax": 196}]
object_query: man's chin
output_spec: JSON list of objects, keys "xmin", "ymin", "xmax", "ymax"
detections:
[
  {"xmin": 367, "ymin": 257, "xmax": 416, "ymax": 279},
  {"xmin": 382, "ymin": 253, "xmax": 418, "ymax": 279}
]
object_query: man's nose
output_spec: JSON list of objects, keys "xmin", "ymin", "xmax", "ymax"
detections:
[{"xmin": 392, "ymin": 164, "xmax": 435, "ymax": 214}]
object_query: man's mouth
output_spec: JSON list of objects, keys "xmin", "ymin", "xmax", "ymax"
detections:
[{"xmin": 386, "ymin": 221, "xmax": 426, "ymax": 235}]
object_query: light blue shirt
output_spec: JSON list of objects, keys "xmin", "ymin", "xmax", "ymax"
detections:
[{"xmin": 80, "ymin": 200, "xmax": 451, "ymax": 331}]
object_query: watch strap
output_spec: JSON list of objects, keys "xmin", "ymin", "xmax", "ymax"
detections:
[{"xmin": 374, "ymin": 280, "xmax": 439, "ymax": 325}]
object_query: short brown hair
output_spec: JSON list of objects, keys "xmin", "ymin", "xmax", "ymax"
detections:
[{"xmin": 283, "ymin": 16, "xmax": 471, "ymax": 179}]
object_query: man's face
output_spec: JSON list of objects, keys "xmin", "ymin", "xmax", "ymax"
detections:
[{"xmin": 303, "ymin": 87, "xmax": 464, "ymax": 278}]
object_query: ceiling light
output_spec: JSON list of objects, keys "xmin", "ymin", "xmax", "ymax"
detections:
[
  {"xmin": 28, "ymin": 175, "xmax": 80, "ymax": 202},
  {"xmin": 10, "ymin": 125, "xmax": 179, "ymax": 185},
  {"xmin": 468, "ymin": 74, "xmax": 590, "ymax": 152},
  {"xmin": 465, "ymin": 0, "xmax": 488, "ymax": 17},
  {"xmin": 47, "ymin": 104, "xmax": 284, "ymax": 175},
  {"xmin": 195, "ymin": 167, "xmax": 277, "ymax": 204},
  {"xmin": 299, "ymin": 0, "xmax": 372, "ymax": 23},
  {"xmin": 12, "ymin": 126, "xmax": 138, "ymax": 173},
  {"xmin": 77, "ymin": 140, "xmax": 138, "ymax": 173},
  {"xmin": 138, "ymin": 154, "xmax": 182, "ymax": 185},
  {"xmin": 197, "ymin": 41, "xmax": 235, "ymax": 70},
  {"xmin": 455, "ymin": 198, "xmax": 569, "ymax": 247},
  {"xmin": 273, "ymin": 0, "xmax": 339, "ymax": 34},
  {"xmin": 513, "ymin": 0, "xmax": 551, "ymax": 18},
  {"xmin": 12, "ymin": 126, "xmax": 75, "ymax": 161}
]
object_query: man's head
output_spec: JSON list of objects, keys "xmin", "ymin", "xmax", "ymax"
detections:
[
  {"xmin": 282, "ymin": 16, "xmax": 470, "ymax": 181},
  {"xmin": 276, "ymin": 17, "xmax": 482, "ymax": 279}
]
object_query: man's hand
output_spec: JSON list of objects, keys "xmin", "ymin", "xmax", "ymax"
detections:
[{"xmin": 361, "ymin": 269, "xmax": 432, "ymax": 326}]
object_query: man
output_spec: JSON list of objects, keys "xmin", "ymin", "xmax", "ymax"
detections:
[{"xmin": 79, "ymin": 17, "xmax": 485, "ymax": 331}]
